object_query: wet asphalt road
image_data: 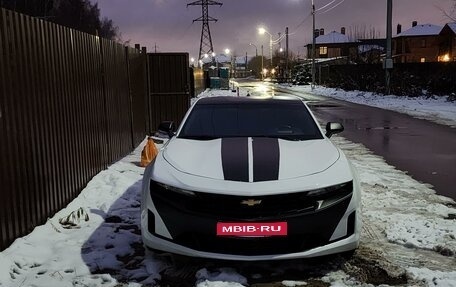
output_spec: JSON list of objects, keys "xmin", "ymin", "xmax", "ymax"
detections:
[
  {"xmin": 239, "ymin": 80, "xmax": 456, "ymax": 200},
  {"xmin": 309, "ymin": 98, "xmax": 456, "ymax": 200}
]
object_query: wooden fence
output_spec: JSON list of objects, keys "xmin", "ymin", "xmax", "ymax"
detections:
[
  {"xmin": 0, "ymin": 8, "xmax": 148, "ymax": 250},
  {"xmin": 318, "ymin": 62, "xmax": 456, "ymax": 96}
]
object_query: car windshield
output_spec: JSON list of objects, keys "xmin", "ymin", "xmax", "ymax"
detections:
[{"xmin": 179, "ymin": 101, "xmax": 323, "ymax": 141}]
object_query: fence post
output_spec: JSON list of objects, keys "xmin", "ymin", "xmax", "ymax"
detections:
[
  {"xmin": 98, "ymin": 38, "xmax": 110, "ymax": 167},
  {"xmin": 125, "ymin": 46, "xmax": 135, "ymax": 149}
]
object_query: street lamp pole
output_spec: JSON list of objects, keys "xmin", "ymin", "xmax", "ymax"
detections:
[
  {"xmin": 269, "ymin": 34, "xmax": 273, "ymax": 67},
  {"xmin": 259, "ymin": 28, "xmax": 274, "ymax": 69},
  {"xmin": 385, "ymin": 0, "xmax": 393, "ymax": 94},
  {"xmin": 311, "ymin": 0, "xmax": 316, "ymax": 90},
  {"xmin": 249, "ymin": 43, "xmax": 258, "ymax": 57},
  {"xmin": 225, "ymin": 48, "xmax": 231, "ymax": 78},
  {"xmin": 261, "ymin": 45, "xmax": 264, "ymax": 80}
]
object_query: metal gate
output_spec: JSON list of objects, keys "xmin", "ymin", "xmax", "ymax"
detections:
[{"xmin": 147, "ymin": 53, "xmax": 191, "ymax": 133}]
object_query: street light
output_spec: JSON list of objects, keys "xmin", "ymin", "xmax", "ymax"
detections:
[
  {"xmin": 211, "ymin": 52, "xmax": 218, "ymax": 70},
  {"xmin": 224, "ymin": 48, "xmax": 234, "ymax": 78},
  {"xmin": 258, "ymin": 27, "xmax": 273, "ymax": 67},
  {"xmin": 249, "ymin": 43, "xmax": 258, "ymax": 57}
]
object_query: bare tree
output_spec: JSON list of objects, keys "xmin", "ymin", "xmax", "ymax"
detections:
[
  {"xmin": 347, "ymin": 24, "xmax": 381, "ymax": 41},
  {"xmin": 438, "ymin": 0, "xmax": 456, "ymax": 22}
]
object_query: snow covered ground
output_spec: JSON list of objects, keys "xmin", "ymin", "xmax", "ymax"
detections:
[
  {"xmin": 1, "ymin": 87, "xmax": 455, "ymax": 287},
  {"xmin": 284, "ymin": 85, "xmax": 456, "ymax": 128}
]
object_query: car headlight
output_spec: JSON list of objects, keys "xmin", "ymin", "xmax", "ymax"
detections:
[
  {"xmin": 306, "ymin": 181, "xmax": 353, "ymax": 210},
  {"xmin": 306, "ymin": 181, "xmax": 352, "ymax": 197},
  {"xmin": 153, "ymin": 181, "xmax": 196, "ymax": 197}
]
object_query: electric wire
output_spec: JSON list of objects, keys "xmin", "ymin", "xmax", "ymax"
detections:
[
  {"xmin": 261, "ymin": 0, "xmax": 346, "ymax": 49},
  {"xmin": 315, "ymin": 0, "xmax": 337, "ymax": 12},
  {"xmin": 319, "ymin": 0, "xmax": 346, "ymax": 14}
]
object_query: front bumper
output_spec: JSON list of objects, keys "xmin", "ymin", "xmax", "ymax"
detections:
[{"xmin": 141, "ymin": 181, "xmax": 360, "ymax": 260}]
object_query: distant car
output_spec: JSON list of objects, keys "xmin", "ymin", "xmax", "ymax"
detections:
[{"xmin": 141, "ymin": 96, "xmax": 361, "ymax": 261}]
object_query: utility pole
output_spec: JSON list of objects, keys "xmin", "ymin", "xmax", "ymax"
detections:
[
  {"xmin": 187, "ymin": 0, "xmax": 222, "ymax": 62},
  {"xmin": 385, "ymin": 0, "xmax": 393, "ymax": 94},
  {"xmin": 311, "ymin": 0, "xmax": 316, "ymax": 90},
  {"xmin": 286, "ymin": 27, "xmax": 289, "ymax": 80},
  {"xmin": 245, "ymin": 52, "xmax": 248, "ymax": 71}
]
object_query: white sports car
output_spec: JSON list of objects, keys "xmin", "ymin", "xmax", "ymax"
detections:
[{"xmin": 141, "ymin": 96, "xmax": 361, "ymax": 261}]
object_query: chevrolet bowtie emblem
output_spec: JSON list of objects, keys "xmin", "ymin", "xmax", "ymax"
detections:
[{"xmin": 241, "ymin": 199, "xmax": 262, "ymax": 206}]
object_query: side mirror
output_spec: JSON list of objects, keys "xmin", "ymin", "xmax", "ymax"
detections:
[
  {"xmin": 156, "ymin": 121, "xmax": 176, "ymax": 138},
  {"xmin": 325, "ymin": 122, "xmax": 344, "ymax": 138}
]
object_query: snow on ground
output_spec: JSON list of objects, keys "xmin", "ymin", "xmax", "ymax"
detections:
[
  {"xmin": 284, "ymin": 85, "xmax": 456, "ymax": 128},
  {"xmin": 0, "ymin": 85, "xmax": 455, "ymax": 287}
]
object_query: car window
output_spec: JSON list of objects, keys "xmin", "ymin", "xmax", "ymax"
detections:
[{"xmin": 179, "ymin": 102, "xmax": 323, "ymax": 141}]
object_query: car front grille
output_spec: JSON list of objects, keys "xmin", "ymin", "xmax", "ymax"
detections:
[
  {"xmin": 148, "ymin": 181, "xmax": 355, "ymax": 255},
  {"xmin": 150, "ymin": 180, "xmax": 353, "ymax": 220}
]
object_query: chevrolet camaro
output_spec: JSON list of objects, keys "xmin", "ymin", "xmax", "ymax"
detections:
[{"xmin": 141, "ymin": 95, "xmax": 361, "ymax": 261}]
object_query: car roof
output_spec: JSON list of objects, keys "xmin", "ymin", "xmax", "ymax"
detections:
[{"xmin": 196, "ymin": 95, "xmax": 304, "ymax": 105}]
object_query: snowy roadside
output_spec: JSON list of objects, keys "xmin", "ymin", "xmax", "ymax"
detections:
[
  {"xmin": 282, "ymin": 85, "xmax": 456, "ymax": 128},
  {"xmin": 0, "ymin": 88, "xmax": 455, "ymax": 287}
]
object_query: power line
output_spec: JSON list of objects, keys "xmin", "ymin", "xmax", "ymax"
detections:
[
  {"xmin": 316, "ymin": 0, "xmax": 337, "ymax": 12},
  {"xmin": 319, "ymin": 0, "xmax": 346, "ymax": 14}
]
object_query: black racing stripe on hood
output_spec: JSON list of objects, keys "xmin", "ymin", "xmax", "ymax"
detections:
[
  {"xmin": 253, "ymin": 137, "xmax": 280, "ymax": 182},
  {"xmin": 221, "ymin": 137, "xmax": 249, "ymax": 182}
]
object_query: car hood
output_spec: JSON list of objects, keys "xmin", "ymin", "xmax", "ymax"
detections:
[{"xmin": 163, "ymin": 137, "xmax": 340, "ymax": 182}]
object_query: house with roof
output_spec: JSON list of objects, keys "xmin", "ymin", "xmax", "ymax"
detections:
[
  {"xmin": 438, "ymin": 22, "xmax": 456, "ymax": 62},
  {"xmin": 306, "ymin": 28, "xmax": 359, "ymax": 60},
  {"xmin": 393, "ymin": 21, "xmax": 443, "ymax": 63},
  {"xmin": 305, "ymin": 27, "xmax": 385, "ymax": 64}
]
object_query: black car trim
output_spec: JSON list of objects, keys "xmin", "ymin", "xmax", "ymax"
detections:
[
  {"xmin": 252, "ymin": 137, "xmax": 280, "ymax": 182},
  {"xmin": 149, "ymin": 181, "xmax": 353, "ymax": 255},
  {"xmin": 149, "ymin": 196, "xmax": 352, "ymax": 256},
  {"xmin": 221, "ymin": 137, "xmax": 249, "ymax": 182}
]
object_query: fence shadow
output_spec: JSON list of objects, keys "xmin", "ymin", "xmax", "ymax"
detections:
[{"xmin": 81, "ymin": 179, "xmax": 170, "ymax": 285}]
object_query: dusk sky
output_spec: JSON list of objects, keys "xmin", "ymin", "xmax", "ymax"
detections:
[{"xmin": 94, "ymin": 0, "xmax": 454, "ymax": 60}]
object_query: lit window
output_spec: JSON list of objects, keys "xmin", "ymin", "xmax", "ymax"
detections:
[
  {"xmin": 319, "ymin": 47, "xmax": 328, "ymax": 55},
  {"xmin": 438, "ymin": 54, "xmax": 451, "ymax": 62},
  {"xmin": 420, "ymin": 58, "xmax": 426, "ymax": 63}
]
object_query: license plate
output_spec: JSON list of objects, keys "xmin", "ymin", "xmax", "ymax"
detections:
[{"xmin": 216, "ymin": 222, "xmax": 287, "ymax": 236}]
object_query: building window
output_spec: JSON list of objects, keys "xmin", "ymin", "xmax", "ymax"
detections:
[
  {"xmin": 438, "ymin": 54, "xmax": 451, "ymax": 62},
  {"xmin": 420, "ymin": 57, "xmax": 426, "ymax": 63},
  {"xmin": 319, "ymin": 46, "xmax": 328, "ymax": 55},
  {"xmin": 421, "ymin": 39, "xmax": 426, "ymax": 48}
]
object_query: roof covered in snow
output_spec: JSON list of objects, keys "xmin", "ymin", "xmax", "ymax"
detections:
[
  {"xmin": 315, "ymin": 31, "xmax": 351, "ymax": 44},
  {"xmin": 446, "ymin": 22, "xmax": 456, "ymax": 33},
  {"xmin": 396, "ymin": 24, "xmax": 443, "ymax": 37}
]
